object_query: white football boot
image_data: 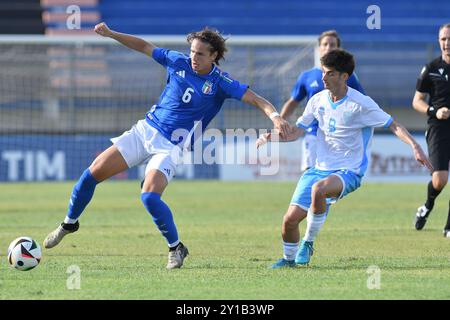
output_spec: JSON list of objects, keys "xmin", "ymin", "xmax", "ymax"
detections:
[
  {"xmin": 166, "ymin": 242, "xmax": 189, "ymax": 269},
  {"xmin": 44, "ymin": 221, "xmax": 79, "ymax": 249}
]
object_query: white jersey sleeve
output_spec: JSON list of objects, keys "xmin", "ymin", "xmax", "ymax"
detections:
[
  {"xmin": 356, "ymin": 96, "xmax": 393, "ymax": 128},
  {"xmin": 295, "ymin": 94, "xmax": 318, "ymax": 129}
]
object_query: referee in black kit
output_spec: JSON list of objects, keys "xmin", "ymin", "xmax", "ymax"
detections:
[{"xmin": 413, "ymin": 23, "xmax": 450, "ymax": 236}]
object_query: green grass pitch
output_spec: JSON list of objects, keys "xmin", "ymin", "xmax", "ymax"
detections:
[{"xmin": 0, "ymin": 180, "xmax": 449, "ymax": 299}]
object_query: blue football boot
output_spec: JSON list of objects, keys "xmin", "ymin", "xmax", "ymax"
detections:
[
  {"xmin": 270, "ymin": 258, "xmax": 296, "ymax": 269},
  {"xmin": 295, "ymin": 240, "xmax": 314, "ymax": 265}
]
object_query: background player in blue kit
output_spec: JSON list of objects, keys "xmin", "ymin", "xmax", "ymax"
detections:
[
  {"xmin": 280, "ymin": 30, "xmax": 365, "ymax": 171},
  {"xmin": 43, "ymin": 22, "xmax": 291, "ymax": 269}
]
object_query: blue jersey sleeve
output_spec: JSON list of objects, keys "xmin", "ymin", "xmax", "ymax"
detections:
[
  {"xmin": 348, "ymin": 73, "xmax": 365, "ymax": 95},
  {"xmin": 291, "ymin": 72, "xmax": 307, "ymax": 102},
  {"xmin": 218, "ymin": 72, "xmax": 249, "ymax": 100},
  {"xmin": 152, "ymin": 47, "xmax": 186, "ymax": 68}
]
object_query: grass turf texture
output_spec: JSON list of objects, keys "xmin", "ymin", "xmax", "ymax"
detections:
[{"xmin": 0, "ymin": 181, "xmax": 449, "ymax": 299}]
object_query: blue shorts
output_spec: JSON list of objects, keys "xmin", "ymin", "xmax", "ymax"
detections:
[{"xmin": 290, "ymin": 168, "xmax": 362, "ymax": 211}]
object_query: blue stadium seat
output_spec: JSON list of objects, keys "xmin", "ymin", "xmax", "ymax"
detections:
[{"xmin": 97, "ymin": 0, "xmax": 450, "ymax": 41}]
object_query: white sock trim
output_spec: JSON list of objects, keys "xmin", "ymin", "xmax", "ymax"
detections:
[
  {"xmin": 168, "ymin": 239, "xmax": 180, "ymax": 248},
  {"xmin": 64, "ymin": 217, "xmax": 78, "ymax": 224},
  {"xmin": 282, "ymin": 241, "xmax": 299, "ymax": 261}
]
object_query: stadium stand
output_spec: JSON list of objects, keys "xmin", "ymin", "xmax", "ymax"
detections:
[
  {"xmin": 0, "ymin": 0, "xmax": 44, "ymax": 34},
  {"xmin": 41, "ymin": 0, "xmax": 100, "ymax": 35},
  {"xmin": 36, "ymin": 0, "xmax": 450, "ymax": 106},
  {"xmin": 0, "ymin": 0, "xmax": 446, "ymax": 181},
  {"xmin": 97, "ymin": 0, "xmax": 448, "ymax": 41},
  {"xmin": 35, "ymin": 0, "xmax": 450, "ymax": 42},
  {"xmin": 96, "ymin": 0, "xmax": 447, "ymax": 108},
  {"xmin": 4, "ymin": 0, "xmax": 448, "ymax": 113}
]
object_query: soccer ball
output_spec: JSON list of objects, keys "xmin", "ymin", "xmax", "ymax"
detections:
[{"xmin": 7, "ymin": 237, "xmax": 42, "ymax": 271}]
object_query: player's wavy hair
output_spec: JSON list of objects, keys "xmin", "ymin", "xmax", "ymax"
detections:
[
  {"xmin": 320, "ymin": 49, "xmax": 355, "ymax": 76},
  {"xmin": 187, "ymin": 27, "xmax": 228, "ymax": 65}
]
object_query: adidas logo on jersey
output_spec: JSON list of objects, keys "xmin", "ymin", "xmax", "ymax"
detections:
[
  {"xmin": 176, "ymin": 70, "xmax": 185, "ymax": 78},
  {"xmin": 310, "ymin": 80, "xmax": 319, "ymax": 88}
]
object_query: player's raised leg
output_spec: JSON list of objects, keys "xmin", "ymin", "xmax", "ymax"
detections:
[
  {"xmin": 44, "ymin": 145, "xmax": 129, "ymax": 249},
  {"xmin": 295, "ymin": 174, "xmax": 342, "ymax": 265},
  {"xmin": 141, "ymin": 154, "xmax": 188, "ymax": 269}
]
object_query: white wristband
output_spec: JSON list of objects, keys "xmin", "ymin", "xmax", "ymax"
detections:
[{"xmin": 269, "ymin": 112, "xmax": 280, "ymax": 120}]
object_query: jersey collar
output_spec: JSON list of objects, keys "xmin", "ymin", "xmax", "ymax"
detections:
[{"xmin": 327, "ymin": 90, "xmax": 348, "ymax": 110}]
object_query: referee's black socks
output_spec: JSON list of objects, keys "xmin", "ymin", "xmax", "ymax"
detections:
[
  {"xmin": 425, "ymin": 181, "xmax": 442, "ymax": 212},
  {"xmin": 444, "ymin": 200, "xmax": 450, "ymax": 231}
]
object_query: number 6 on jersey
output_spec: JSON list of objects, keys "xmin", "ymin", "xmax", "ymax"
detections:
[{"xmin": 182, "ymin": 88, "xmax": 194, "ymax": 103}]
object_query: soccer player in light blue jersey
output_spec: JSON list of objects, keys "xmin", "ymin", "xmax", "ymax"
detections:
[
  {"xmin": 44, "ymin": 22, "xmax": 291, "ymax": 269},
  {"xmin": 280, "ymin": 30, "xmax": 365, "ymax": 171},
  {"xmin": 257, "ymin": 49, "xmax": 433, "ymax": 267}
]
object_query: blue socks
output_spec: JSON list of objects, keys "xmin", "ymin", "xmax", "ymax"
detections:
[
  {"xmin": 66, "ymin": 169, "xmax": 99, "ymax": 222},
  {"xmin": 141, "ymin": 192, "xmax": 179, "ymax": 247},
  {"xmin": 65, "ymin": 171, "xmax": 179, "ymax": 248}
]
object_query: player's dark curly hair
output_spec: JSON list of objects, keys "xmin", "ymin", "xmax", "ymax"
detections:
[
  {"xmin": 187, "ymin": 27, "xmax": 228, "ymax": 65},
  {"xmin": 320, "ymin": 49, "xmax": 355, "ymax": 76}
]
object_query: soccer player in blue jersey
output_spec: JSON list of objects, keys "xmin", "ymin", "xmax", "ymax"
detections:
[
  {"xmin": 257, "ymin": 49, "xmax": 433, "ymax": 267},
  {"xmin": 43, "ymin": 22, "xmax": 291, "ymax": 269},
  {"xmin": 280, "ymin": 30, "xmax": 365, "ymax": 171}
]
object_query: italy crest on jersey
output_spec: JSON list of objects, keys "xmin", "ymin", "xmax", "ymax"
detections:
[{"xmin": 202, "ymin": 80, "xmax": 213, "ymax": 95}]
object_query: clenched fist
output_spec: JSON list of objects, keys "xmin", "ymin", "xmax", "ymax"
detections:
[
  {"xmin": 436, "ymin": 107, "xmax": 450, "ymax": 120},
  {"xmin": 94, "ymin": 22, "xmax": 113, "ymax": 37}
]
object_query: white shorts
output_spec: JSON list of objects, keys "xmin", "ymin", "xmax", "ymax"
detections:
[
  {"xmin": 301, "ymin": 134, "xmax": 317, "ymax": 171},
  {"xmin": 110, "ymin": 119, "xmax": 181, "ymax": 182}
]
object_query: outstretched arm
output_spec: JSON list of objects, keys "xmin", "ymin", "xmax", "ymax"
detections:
[
  {"xmin": 389, "ymin": 120, "xmax": 433, "ymax": 171},
  {"xmin": 256, "ymin": 127, "xmax": 304, "ymax": 149},
  {"xmin": 241, "ymin": 89, "xmax": 294, "ymax": 139},
  {"xmin": 94, "ymin": 22, "xmax": 155, "ymax": 57}
]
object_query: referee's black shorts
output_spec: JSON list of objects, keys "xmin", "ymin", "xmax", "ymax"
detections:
[{"xmin": 426, "ymin": 125, "xmax": 450, "ymax": 171}]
